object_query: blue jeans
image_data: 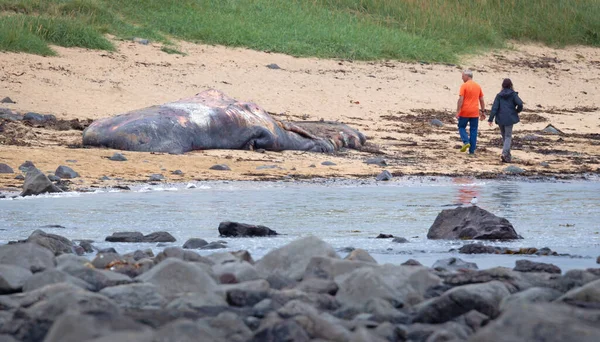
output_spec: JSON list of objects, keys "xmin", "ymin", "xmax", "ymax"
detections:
[{"xmin": 458, "ymin": 117, "xmax": 478, "ymax": 154}]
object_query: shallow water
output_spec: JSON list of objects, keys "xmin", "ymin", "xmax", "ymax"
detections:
[{"xmin": 1, "ymin": 177, "xmax": 599, "ymax": 272}]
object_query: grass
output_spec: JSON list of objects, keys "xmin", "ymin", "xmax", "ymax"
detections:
[{"xmin": 0, "ymin": 0, "xmax": 598, "ymax": 62}]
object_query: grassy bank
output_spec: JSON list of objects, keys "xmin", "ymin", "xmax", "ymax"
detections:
[{"xmin": 1, "ymin": 0, "xmax": 598, "ymax": 62}]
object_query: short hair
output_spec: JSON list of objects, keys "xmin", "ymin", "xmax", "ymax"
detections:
[
  {"xmin": 502, "ymin": 78, "xmax": 513, "ymax": 89},
  {"xmin": 463, "ymin": 69, "xmax": 473, "ymax": 78}
]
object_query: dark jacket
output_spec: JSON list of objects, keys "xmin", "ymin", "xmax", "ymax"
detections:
[{"xmin": 488, "ymin": 89, "xmax": 523, "ymax": 126}]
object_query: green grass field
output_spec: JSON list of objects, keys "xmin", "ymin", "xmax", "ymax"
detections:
[{"xmin": 1, "ymin": 0, "xmax": 598, "ymax": 62}]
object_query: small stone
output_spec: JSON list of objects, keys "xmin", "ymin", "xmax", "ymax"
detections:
[
  {"xmin": 542, "ymin": 124, "xmax": 561, "ymax": 135},
  {"xmin": 14, "ymin": 174, "xmax": 25, "ymax": 180},
  {"xmin": 540, "ymin": 161, "xmax": 550, "ymax": 168},
  {"xmin": 109, "ymin": 153, "xmax": 127, "ymax": 161},
  {"xmin": 100, "ymin": 176, "xmax": 111, "ymax": 181},
  {"xmin": 321, "ymin": 161, "xmax": 336, "ymax": 166},
  {"xmin": 133, "ymin": 37, "xmax": 149, "ymax": 45},
  {"xmin": 66, "ymin": 160, "xmax": 77, "ymax": 163},
  {"xmin": 430, "ymin": 119, "xmax": 444, "ymax": 127},
  {"xmin": 392, "ymin": 237, "xmax": 408, "ymax": 243},
  {"xmin": 1, "ymin": 97, "xmax": 15, "ymax": 104},
  {"xmin": 171, "ymin": 170, "xmax": 183, "ymax": 175},
  {"xmin": 148, "ymin": 174, "xmax": 164, "ymax": 181},
  {"xmin": 48, "ymin": 174, "xmax": 61, "ymax": 182},
  {"xmin": 376, "ymin": 234, "xmax": 394, "ymax": 239},
  {"xmin": 201, "ymin": 242, "xmax": 227, "ymax": 250},
  {"xmin": 210, "ymin": 164, "xmax": 231, "ymax": 171},
  {"xmin": 376, "ymin": 170, "xmax": 393, "ymax": 181},
  {"xmin": 186, "ymin": 183, "xmax": 196, "ymax": 189},
  {"xmin": 266, "ymin": 63, "xmax": 281, "ymax": 70},
  {"xmin": 308, "ymin": 164, "xmax": 316, "ymax": 168},
  {"xmin": 256, "ymin": 165, "xmax": 281, "ymax": 170},
  {"xmin": 504, "ymin": 166, "xmax": 525, "ymax": 174},
  {"xmin": 182, "ymin": 238, "xmax": 208, "ymax": 249},
  {"xmin": 0, "ymin": 163, "xmax": 14, "ymax": 173},
  {"xmin": 402, "ymin": 259, "xmax": 422, "ymax": 266},
  {"xmin": 365, "ymin": 157, "xmax": 387, "ymax": 167},
  {"xmin": 55, "ymin": 165, "xmax": 80, "ymax": 179}
]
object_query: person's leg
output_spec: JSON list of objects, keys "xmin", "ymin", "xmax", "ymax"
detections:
[
  {"xmin": 468, "ymin": 117, "xmax": 478, "ymax": 154},
  {"xmin": 502, "ymin": 124, "xmax": 513, "ymax": 161},
  {"xmin": 458, "ymin": 117, "xmax": 470, "ymax": 151}
]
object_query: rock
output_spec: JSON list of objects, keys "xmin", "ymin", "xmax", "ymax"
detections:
[
  {"xmin": 430, "ymin": 119, "xmax": 444, "ymax": 127},
  {"xmin": 100, "ymin": 283, "xmax": 166, "ymax": 310},
  {"xmin": 365, "ymin": 157, "xmax": 387, "ymax": 167},
  {"xmin": 542, "ymin": 124, "xmax": 562, "ymax": 135},
  {"xmin": 376, "ymin": 234, "xmax": 394, "ymax": 238},
  {"xmin": 54, "ymin": 166, "xmax": 79, "ymax": 179},
  {"xmin": 427, "ymin": 206, "xmax": 521, "ymax": 240},
  {"xmin": 22, "ymin": 268, "xmax": 92, "ymax": 292},
  {"xmin": 402, "ymin": 259, "xmax": 422, "ymax": 266},
  {"xmin": 148, "ymin": 173, "xmax": 164, "ymax": 181},
  {"xmin": 321, "ymin": 161, "xmax": 336, "ymax": 166},
  {"xmin": 14, "ymin": 174, "xmax": 25, "ymax": 180},
  {"xmin": 135, "ymin": 258, "xmax": 218, "ymax": 297},
  {"xmin": 23, "ymin": 112, "xmax": 56, "ymax": 122},
  {"xmin": 153, "ymin": 247, "xmax": 212, "ymax": 264},
  {"xmin": 171, "ymin": 169, "xmax": 183, "ymax": 175},
  {"xmin": 413, "ymin": 281, "xmax": 511, "ymax": 323},
  {"xmin": 540, "ymin": 161, "xmax": 550, "ymax": 168},
  {"xmin": 26, "ymin": 230, "xmax": 74, "ymax": 255},
  {"xmin": 105, "ymin": 232, "xmax": 144, "ymax": 243},
  {"xmin": 344, "ymin": 249, "xmax": 377, "ymax": 263},
  {"xmin": 47, "ymin": 174, "xmax": 60, "ymax": 182},
  {"xmin": 58, "ymin": 262, "xmax": 133, "ymax": 291},
  {"xmin": 226, "ymin": 288, "xmax": 270, "ymax": 307},
  {"xmin": 266, "ymin": 63, "xmax": 281, "ymax": 70},
  {"xmin": 153, "ymin": 319, "xmax": 220, "ymax": 342},
  {"xmin": 186, "ymin": 183, "xmax": 196, "ymax": 189},
  {"xmin": 256, "ymin": 165, "xmax": 281, "ymax": 170},
  {"xmin": 392, "ymin": 237, "xmax": 408, "ymax": 243},
  {"xmin": 500, "ymin": 287, "xmax": 563, "ymax": 310},
  {"xmin": 294, "ymin": 278, "xmax": 339, "ymax": 295},
  {"xmin": 256, "ymin": 236, "xmax": 339, "ymax": 281},
  {"xmin": 201, "ymin": 241, "xmax": 228, "ymax": 249},
  {"xmin": 98, "ymin": 247, "xmax": 118, "ymax": 254},
  {"xmin": 20, "ymin": 168, "xmax": 63, "ymax": 196},
  {"xmin": 375, "ymin": 170, "xmax": 393, "ymax": 181},
  {"xmin": 91, "ymin": 253, "xmax": 124, "ymax": 269},
  {"xmin": 210, "ymin": 164, "xmax": 231, "ymax": 171},
  {"xmin": 407, "ymin": 321, "xmax": 471, "ymax": 342},
  {"xmin": 556, "ymin": 278, "xmax": 600, "ymax": 308},
  {"xmin": 504, "ymin": 165, "xmax": 525, "ymax": 174},
  {"xmin": 514, "ymin": 259, "xmax": 561, "ymax": 274},
  {"xmin": 183, "ymin": 238, "xmax": 208, "ymax": 249},
  {"xmin": 432, "ymin": 257, "xmax": 478, "ymax": 272},
  {"xmin": 55, "ymin": 254, "xmax": 90, "ymax": 267},
  {"xmin": 143, "ymin": 231, "xmax": 176, "ymax": 243},
  {"xmin": 470, "ymin": 303, "xmax": 600, "ymax": 342},
  {"xmin": 0, "ymin": 265, "xmax": 32, "ymax": 294},
  {"xmin": 597, "ymin": 255, "xmax": 600, "ymax": 264},
  {"xmin": 108, "ymin": 153, "xmax": 127, "ymax": 161},
  {"xmin": 0, "ymin": 243, "xmax": 55, "ymax": 272},
  {"xmin": 213, "ymin": 261, "xmax": 260, "ymax": 284},
  {"xmin": 219, "ymin": 221, "xmax": 278, "ymax": 237},
  {"xmin": 303, "ymin": 256, "xmax": 375, "ymax": 281},
  {"xmin": 18, "ymin": 161, "xmax": 35, "ymax": 172},
  {"xmin": 266, "ymin": 274, "xmax": 297, "ymax": 290},
  {"xmin": 132, "ymin": 37, "xmax": 149, "ymax": 44},
  {"xmin": 79, "ymin": 241, "xmax": 94, "ymax": 253},
  {"xmin": 0, "ymin": 163, "xmax": 13, "ymax": 173},
  {"xmin": 251, "ymin": 319, "xmax": 310, "ymax": 342},
  {"xmin": 1, "ymin": 97, "xmax": 15, "ymax": 103},
  {"xmin": 458, "ymin": 243, "xmax": 499, "ymax": 254}
]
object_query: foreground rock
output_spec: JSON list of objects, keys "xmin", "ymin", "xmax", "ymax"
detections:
[
  {"xmin": 218, "ymin": 221, "xmax": 278, "ymax": 237},
  {"xmin": 105, "ymin": 231, "xmax": 176, "ymax": 243},
  {"xmin": 19, "ymin": 168, "xmax": 63, "ymax": 197},
  {"xmin": 427, "ymin": 206, "xmax": 521, "ymax": 240}
]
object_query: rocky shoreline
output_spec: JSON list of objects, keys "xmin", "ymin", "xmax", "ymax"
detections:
[{"xmin": 1, "ymin": 229, "xmax": 600, "ymax": 342}]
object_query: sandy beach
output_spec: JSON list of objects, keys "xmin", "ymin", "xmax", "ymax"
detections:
[{"xmin": 1, "ymin": 39, "xmax": 599, "ymax": 191}]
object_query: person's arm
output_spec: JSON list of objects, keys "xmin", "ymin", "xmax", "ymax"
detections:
[
  {"xmin": 514, "ymin": 93, "xmax": 524, "ymax": 113},
  {"xmin": 488, "ymin": 95, "xmax": 499, "ymax": 126},
  {"xmin": 456, "ymin": 96, "xmax": 464, "ymax": 118},
  {"xmin": 479, "ymin": 96, "xmax": 485, "ymax": 112}
]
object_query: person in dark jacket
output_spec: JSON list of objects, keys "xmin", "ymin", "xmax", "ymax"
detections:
[{"xmin": 488, "ymin": 78, "xmax": 523, "ymax": 163}]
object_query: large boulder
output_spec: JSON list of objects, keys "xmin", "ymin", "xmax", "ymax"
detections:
[
  {"xmin": 427, "ymin": 206, "xmax": 521, "ymax": 240},
  {"xmin": 0, "ymin": 265, "xmax": 32, "ymax": 294},
  {"xmin": 255, "ymin": 236, "xmax": 339, "ymax": 280},
  {"xmin": 470, "ymin": 302, "xmax": 600, "ymax": 342},
  {"xmin": 0, "ymin": 243, "xmax": 55, "ymax": 272},
  {"xmin": 556, "ymin": 278, "xmax": 600, "ymax": 308},
  {"xmin": 135, "ymin": 258, "xmax": 218, "ymax": 297},
  {"xmin": 26, "ymin": 230, "xmax": 74, "ymax": 256},
  {"xmin": 218, "ymin": 221, "xmax": 278, "ymax": 237},
  {"xmin": 54, "ymin": 165, "xmax": 79, "ymax": 179},
  {"xmin": 183, "ymin": 238, "xmax": 208, "ymax": 249},
  {"xmin": 19, "ymin": 168, "xmax": 62, "ymax": 197}
]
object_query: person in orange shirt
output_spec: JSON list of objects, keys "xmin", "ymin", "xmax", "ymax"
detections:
[{"xmin": 456, "ymin": 69, "xmax": 486, "ymax": 155}]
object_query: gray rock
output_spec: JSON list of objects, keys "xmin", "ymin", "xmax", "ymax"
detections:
[
  {"xmin": 183, "ymin": 238, "xmax": 208, "ymax": 249},
  {"xmin": 597, "ymin": 255, "xmax": 600, "ymax": 264},
  {"xmin": 392, "ymin": 237, "xmax": 409, "ymax": 243},
  {"xmin": 54, "ymin": 165, "xmax": 79, "ymax": 179},
  {"xmin": 14, "ymin": 174, "xmax": 24, "ymax": 180},
  {"xmin": 251, "ymin": 319, "xmax": 310, "ymax": 342},
  {"xmin": 201, "ymin": 241, "xmax": 228, "ymax": 250},
  {"xmin": 0, "ymin": 334, "xmax": 18, "ymax": 342},
  {"xmin": 376, "ymin": 233, "xmax": 394, "ymax": 238},
  {"xmin": 171, "ymin": 169, "xmax": 183, "ymax": 175},
  {"xmin": 154, "ymin": 318, "xmax": 221, "ymax": 342},
  {"xmin": 47, "ymin": 174, "xmax": 60, "ymax": 182},
  {"xmin": 256, "ymin": 236, "xmax": 339, "ymax": 281},
  {"xmin": 0, "ymin": 163, "xmax": 13, "ymax": 174},
  {"xmin": 376, "ymin": 170, "xmax": 393, "ymax": 181},
  {"xmin": 542, "ymin": 124, "xmax": 562, "ymax": 135},
  {"xmin": 153, "ymin": 246, "xmax": 212, "ymax": 264},
  {"xmin": 55, "ymin": 254, "xmax": 90, "ymax": 267},
  {"xmin": 373, "ymin": 322, "xmax": 407, "ymax": 342},
  {"xmin": 432, "ymin": 257, "xmax": 478, "ymax": 272},
  {"xmin": 402, "ymin": 259, "xmax": 422, "ymax": 266},
  {"xmin": 22, "ymin": 269, "xmax": 92, "ymax": 292},
  {"xmin": 213, "ymin": 261, "xmax": 260, "ymax": 283},
  {"xmin": 18, "ymin": 161, "xmax": 35, "ymax": 172},
  {"xmin": 303, "ymin": 256, "xmax": 375, "ymax": 281},
  {"xmin": 540, "ymin": 161, "xmax": 550, "ymax": 168},
  {"xmin": 100, "ymin": 283, "xmax": 166, "ymax": 310},
  {"xmin": 109, "ymin": 153, "xmax": 127, "ymax": 161},
  {"xmin": 143, "ymin": 231, "xmax": 176, "ymax": 243},
  {"xmin": 0, "ymin": 265, "xmax": 32, "ymax": 294},
  {"xmin": 427, "ymin": 206, "xmax": 521, "ymax": 240},
  {"xmin": 266, "ymin": 274, "xmax": 297, "ymax": 290},
  {"xmin": 58, "ymin": 262, "xmax": 133, "ymax": 291},
  {"xmin": 91, "ymin": 253, "xmax": 124, "ymax": 269},
  {"xmin": 266, "ymin": 63, "xmax": 281, "ymax": 70},
  {"xmin": 86, "ymin": 331, "xmax": 154, "ymax": 342},
  {"xmin": 504, "ymin": 165, "xmax": 525, "ymax": 174},
  {"xmin": 470, "ymin": 302, "xmax": 600, "ymax": 342},
  {"xmin": 23, "ymin": 112, "xmax": 55, "ymax": 122},
  {"xmin": 132, "ymin": 37, "xmax": 149, "ymax": 45},
  {"xmin": 458, "ymin": 243, "xmax": 499, "ymax": 254},
  {"xmin": 365, "ymin": 157, "xmax": 387, "ymax": 167},
  {"xmin": 210, "ymin": 164, "xmax": 231, "ymax": 171},
  {"xmin": 294, "ymin": 278, "xmax": 339, "ymax": 295},
  {"xmin": 500, "ymin": 287, "xmax": 563, "ymax": 310},
  {"xmin": 0, "ymin": 243, "xmax": 55, "ymax": 272},
  {"xmin": 226, "ymin": 289, "xmax": 270, "ymax": 307},
  {"xmin": 20, "ymin": 167, "xmax": 63, "ymax": 196},
  {"xmin": 556, "ymin": 278, "xmax": 600, "ymax": 307},
  {"xmin": 321, "ymin": 161, "xmax": 336, "ymax": 166},
  {"xmin": 256, "ymin": 165, "xmax": 282, "ymax": 170},
  {"xmin": 135, "ymin": 258, "xmax": 218, "ymax": 297},
  {"xmin": 79, "ymin": 241, "xmax": 94, "ymax": 253},
  {"xmin": 166, "ymin": 292, "xmax": 227, "ymax": 311},
  {"xmin": 148, "ymin": 173, "xmax": 164, "ymax": 181},
  {"xmin": 1, "ymin": 97, "xmax": 15, "ymax": 103},
  {"xmin": 105, "ymin": 231, "xmax": 143, "ymax": 242},
  {"xmin": 344, "ymin": 249, "xmax": 377, "ymax": 264},
  {"xmin": 26, "ymin": 230, "xmax": 74, "ymax": 256},
  {"xmin": 514, "ymin": 259, "xmax": 561, "ymax": 274},
  {"xmin": 219, "ymin": 221, "xmax": 278, "ymax": 237},
  {"xmin": 407, "ymin": 321, "xmax": 471, "ymax": 342},
  {"xmin": 413, "ymin": 280, "xmax": 511, "ymax": 324},
  {"xmin": 430, "ymin": 119, "xmax": 444, "ymax": 127}
]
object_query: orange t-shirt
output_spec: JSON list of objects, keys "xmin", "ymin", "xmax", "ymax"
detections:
[{"xmin": 458, "ymin": 80, "xmax": 483, "ymax": 118}]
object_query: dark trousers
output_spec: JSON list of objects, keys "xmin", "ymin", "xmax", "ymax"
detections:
[{"xmin": 458, "ymin": 117, "xmax": 478, "ymax": 154}]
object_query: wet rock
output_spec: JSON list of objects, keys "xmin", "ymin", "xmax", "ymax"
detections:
[
  {"xmin": 413, "ymin": 280, "xmax": 510, "ymax": 324},
  {"xmin": 344, "ymin": 249, "xmax": 377, "ymax": 263},
  {"xmin": 504, "ymin": 165, "xmax": 525, "ymax": 174},
  {"xmin": 14, "ymin": 174, "xmax": 24, "ymax": 180},
  {"xmin": 1, "ymin": 97, "xmax": 15, "ymax": 104},
  {"xmin": 402, "ymin": 259, "xmax": 422, "ymax": 266},
  {"xmin": 459, "ymin": 243, "xmax": 499, "ymax": 254},
  {"xmin": 556, "ymin": 278, "xmax": 600, "ymax": 308},
  {"xmin": 183, "ymin": 238, "xmax": 208, "ymax": 249},
  {"xmin": 100, "ymin": 283, "xmax": 166, "ymax": 310},
  {"xmin": 0, "ymin": 265, "xmax": 32, "ymax": 294},
  {"xmin": 376, "ymin": 234, "xmax": 394, "ymax": 239},
  {"xmin": 256, "ymin": 236, "xmax": 339, "ymax": 281},
  {"xmin": 18, "ymin": 161, "xmax": 35, "ymax": 172},
  {"xmin": 540, "ymin": 161, "xmax": 550, "ymax": 168},
  {"xmin": 58, "ymin": 262, "xmax": 133, "ymax": 291},
  {"xmin": 143, "ymin": 231, "xmax": 176, "ymax": 243},
  {"xmin": 430, "ymin": 119, "xmax": 444, "ymax": 127},
  {"xmin": 365, "ymin": 157, "xmax": 387, "ymax": 167},
  {"xmin": 91, "ymin": 253, "xmax": 124, "ymax": 269},
  {"xmin": 148, "ymin": 173, "xmax": 164, "ymax": 181},
  {"xmin": 392, "ymin": 237, "xmax": 409, "ymax": 243},
  {"xmin": 171, "ymin": 169, "xmax": 183, "ymax": 175},
  {"xmin": 251, "ymin": 319, "xmax": 310, "ymax": 342},
  {"xmin": 165, "ymin": 292, "xmax": 227, "ymax": 311},
  {"xmin": 432, "ymin": 257, "xmax": 478, "ymax": 272},
  {"xmin": 0, "ymin": 243, "xmax": 55, "ymax": 272},
  {"xmin": 427, "ymin": 206, "xmax": 521, "ymax": 240},
  {"xmin": 54, "ymin": 165, "xmax": 79, "ymax": 179},
  {"xmin": 79, "ymin": 241, "xmax": 94, "ymax": 253},
  {"xmin": 470, "ymin": 302, "xmax": 600, "ymax": 342},
  {"xmin": 0, "ymin": 163, "xmax": 13, "ymax": 173},
  {"xmin": 98, "ymin": 247, "xmax": 117, "ymax": 254},
  {"xmin": 266, "ymin": 63, "xmax": 281, "ymax": 70},
  {"xmin": 542, "ymin": 124, "xmax": 562, "ymax": 135},
  {"xmin": 213, "ymin": 261, "xmax": 259, "ymax": 283},
  {"xmin": 47, "ymin": 174, "xmax": 60, "ymax": 182},
  {"xmin": 135, "ymin": 258, "xmax": 218, "ymax": 297},
  {"xmin": 20, "ymin": 168, "xmax": 63, "ymax": 196},
  {"xmin": 219, "ymin": 221, "xmax": 278, "ymax": 237},
  {"xmin": 22, "ymin": 269, "xmax": 92, "ymax": 292},
  {"xmin": 210, "ymin": 164, "xmax": 231, "ymax": 171},
  {"xmin": 108, "ymin": 153, "xmax": 127, "ymax": 161},
  {"xmin": 153, "ymin": 247, "xmax": 212, "ymax": 264},
  {"xmin": 500, "ymin": 287, "xmax": 563, "ymax": 310},
  {"xmin": 105, "ymin": 232, "xmax": 143, "ymax": 243},
  {"xmin": 26, "ymin": 230, "xmax": 74, "ymax": 255},
  {"xmin": 294, "ymin": 278, "xmax": 339, "ymax": 295},
  {"xmin": 514, "ymin": 259, "xmax": 561, "ymax": 274},
  {"xmin": 376, "ymin": 170, "xmax": 393, "ymax": 181},
  {"xmin": 201, "ymin": 241, "xmax": 227, "ymax": 250},
  {"xmin": 303, "ymin": 256, "xmax": 375, "ymax": 281},
  {"xmin": 321, "ymin": 161, "xmax": 336, "ymax": 166}
]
